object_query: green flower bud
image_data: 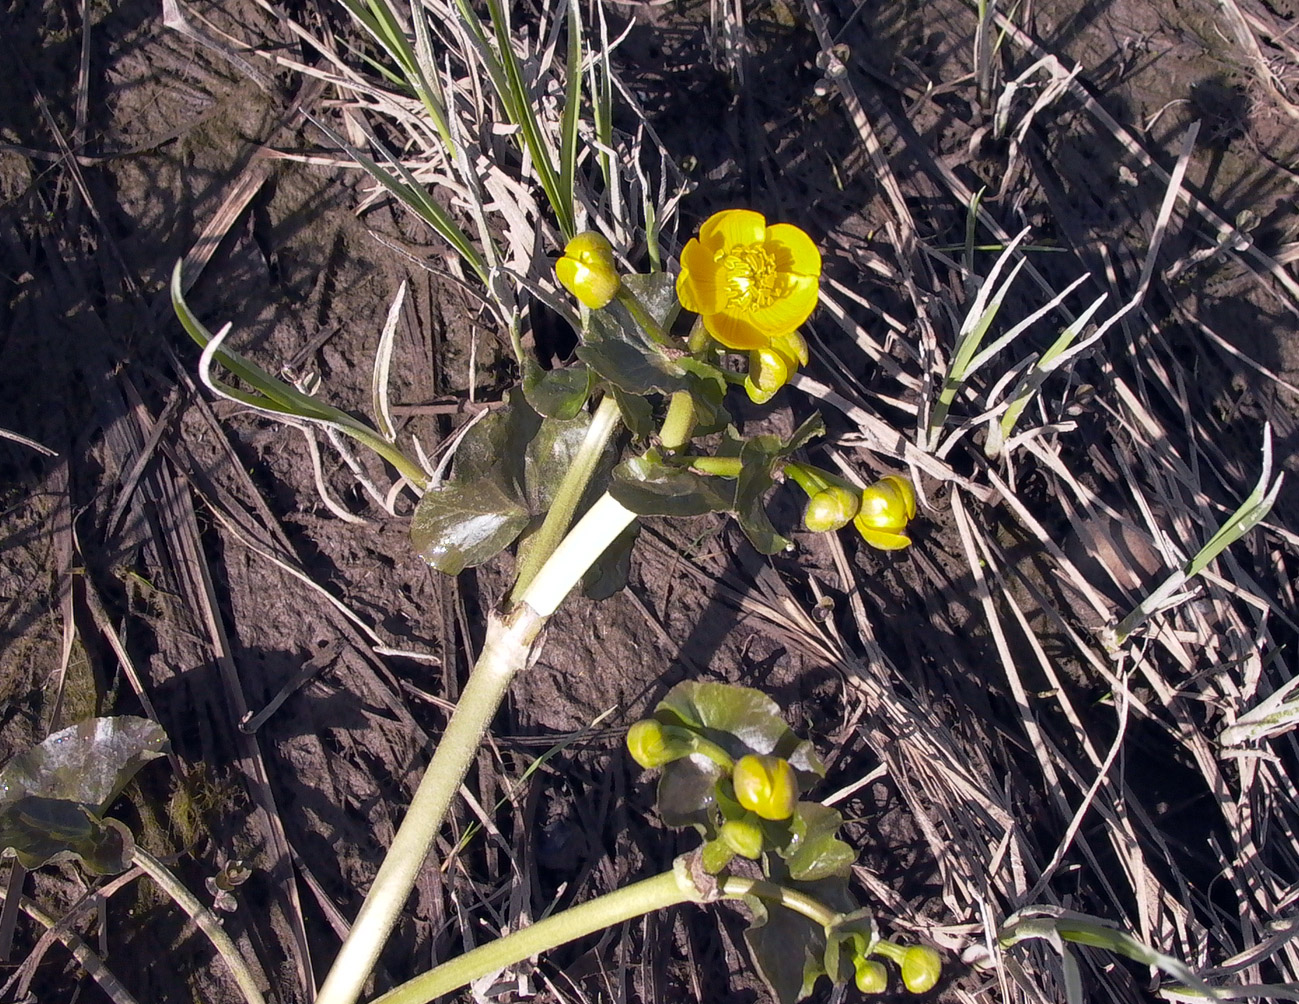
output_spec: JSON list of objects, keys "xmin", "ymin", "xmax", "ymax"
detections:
[
  {"xmin": 854, "ymin": 957, "xmax": 888, "ymax": 994},
  {"xmin": 732, "ymin": 754, "xmax": 798, "ymax": 821},
  {"xmin": 744, "ymin": 347, "xmax": 791, "ymax": 405},
  {"xmin": 719, "ymin": 815, "xmax": 765, "ymax": 859},
  {"xmin": 626, "ymin": 719, "xmax": 695, "ymax": 769},
  {"xmin": 555, "ymin": 231, "xmax": 620, "ymax": 309},
  {"xmin": 900, "ymin": 945, "xmax": 942, "ymax": 994},
  {"xmin": 854, "ymin": 474, "xmax": 918, "ymax": 551},
  {"xmin": 804, "ymin": 485, "xmax": 861, "ymax": 533}
]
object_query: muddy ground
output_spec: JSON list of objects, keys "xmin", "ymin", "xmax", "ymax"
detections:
[{"xmin": 3, "ymin": 0, "xmax": 1299, "ymax": 1002}]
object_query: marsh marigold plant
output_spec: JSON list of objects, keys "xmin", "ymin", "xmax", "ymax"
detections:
[{"xmin": 677, "ymin": 209, "xmax": 822, "ymax": 403}]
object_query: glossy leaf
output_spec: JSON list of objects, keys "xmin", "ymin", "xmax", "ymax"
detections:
[
  {"xmin": 743, "ymin": 873, "xmax": 856, "ymax": 1004},
  {"xmin": 608, "ymin": 384, "xmax": 656, "ymax": 440},
  {"xmin": 656, "ymin": 755, "xmax": 722, "ymax": 833},
  {"xmin": 412, "ymin": 396, "xmax": 599, "ymax": 573},
  {"xmin": 0, "ymin": 716, "xmax": 167, "ymax": 875},
  {"xmin": 611, "ymin": 450, "xmax": 732, "ymax": 517},
  {"xmin": 653, "ymin": 681, "xmax": 826, "ymax": 779},
  {"xmin": 410, "ymin": 479, "xmax": 530, "ymax": 575},
  {"xmin": 0, "ymin": 717, "xmax": 169, "ymax": 813},
  {"xmin": 522, "ymin": 410, "xmax": 596, "ymax": 514},
  {"xmin": 523, "ymin": 362, "xmax": 593, "ymax": 420},
  {"xmin": 781, "ymin": 802, "xmax": 856, "ymax": 881},
  {"xmin": 576, "ymin": 273, "xmax": 688, "ymax": 396},
  {"xmin": 0, "ymin": 796, "xmax": 135, "ymax": 874}
]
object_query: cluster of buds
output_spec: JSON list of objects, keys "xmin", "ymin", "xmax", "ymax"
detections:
[
  {"xmin": 626, "ymin": 720, "xmax": 801, "ymax": 868},
  {"xmin": 787, "ymin": 465, "xmax": 919, "ymax": 551}
]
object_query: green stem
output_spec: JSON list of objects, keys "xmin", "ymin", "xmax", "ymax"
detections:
[
  {"xmin": 690, "ymin": 455, "xmax": 743, "ymax": 478},
  {"xmin": 372, "ymin": 868, "xmax": 706, "ymax": 1004},
  {"xmin": 313, "ymin": 604, "xmax": 545, "ymax": 1004},
  {"xmin": 659, "ymin": 390, "xmax": 696, "ymax": 450},
  {"xmin": 371, "ymin": 867, "xmax": 849, "ymax": 1004},
  {"xmin": 718, "ymin": 876, "xmax": 841, "ymax": 928},
  {"xmin": 510, "ymin": 394, "xmax": 622, "ymax": 602},
  {"xmin": 782, "ymin": 461, "xmax": 831, "ymax": 498},
  {"xmin": 130, "ymin": 847, "xmax": 267, "ymax": 1004}
]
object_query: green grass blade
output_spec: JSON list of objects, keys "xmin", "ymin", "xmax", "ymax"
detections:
[
  {"xmin": 997, "ymin": 290, "xmax": 1108, "ymax": 443},
  {"xmin": 558, "ymin": 0, "xmax": 583, "ymax": 230},
  {"xmin": 1000, "ymin": 907, "xmax": 1218, "ymax": 1000}
]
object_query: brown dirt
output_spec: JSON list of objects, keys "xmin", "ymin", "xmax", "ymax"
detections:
[{"xmin": 3, "ymin": 0, "xmax": 1299, "ymax": 1002}]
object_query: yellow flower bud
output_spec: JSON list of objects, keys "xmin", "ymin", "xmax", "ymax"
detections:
[
  {"xmin": 804, "ymin": 485, "xmax": 861, "ymax": 532},
  {"xmin": 719, "ymin": 816, "xmax": 765, "ymax": 859},
  {"xmin": 853, "ymin": 475, "xmax": 917, "ymax": 551},
  {"xmin": 854, "ymin": 958, "xmax": 888, "ymax": 994},
  {"xmin": 900, "ymin": 945, "xmax": 942, "ymax": 994},
  {"xmin": 626, "ymin": 719, "xmax": 695, "ymax": 769},
  {"xmin": 555, "ymin": 231, "xmax": 620, "ymax": 309},
  {"xmin": 744, "ymin": 346, "xmax": 791, "ymax": 405},
  {"xmin": 732, "ymin": 754, "xmax": 798, "ymax": 821}
]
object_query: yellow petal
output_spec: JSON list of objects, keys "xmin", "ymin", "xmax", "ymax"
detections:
[
  {"xmin": 879, "ymin": 474, "xmax": 917, "ymax": 520},
  {"xmin": 854, "ymin": 520, "xmax": 912, "ymax": 551},
  {"xmin": 745, "ymin": 347, "xmax": 790, "ymax": 404},
  {"xmin": 765, "ymin": 223, "xmax": 822, "ymax": 276},
  {"xmin": 700, "ymin": 208, "xmax": 766, "ymax": 251},
  {"xmin": 678, "ymin": 238, "xmax": 725, "ymax": 315},
  {"xmin": 705, "ymin": 309, "xmax": 769, "ymax": 350},
  {"xmin": 856, "ymin": 491, "xmax": 904, "ymax": 530},
  {"xmin": 747, "ymin": 275, "xmax": 819, "ymax": 338}
]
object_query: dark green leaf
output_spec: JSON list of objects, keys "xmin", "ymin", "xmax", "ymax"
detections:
[
  {"xmin": 656, "ymin": 756, "xmax": 721, "ymax": 833},
  {"xmin": 623, "ymin": 273, "xmax": 679, "ymax": 329},
  {"xmin": 412, "ymin": 396, "xmax": 597, "ymax": 573},
  {"xmin": 410, "ymin": 479, "xmax": 530, "ymax": 574},
  {"xmin": 781, "ymin": 802, "xmax": 856, "ymax": 882},
  {"xmin": 577, "ymin": 274, "xmax": 685, "ymax": 397},
  {"xmin": 523, "ymin": 411, "xmax": 594, "ymax": 513},
  {"xmin": 743, "ymin": 891, "xmax": 828, "ymax": 1004},
  {"xmin": 0, "ymin": 717, "xmax": 169, "ymax": 814},
  {"xmin": 743, "ymin": 872, "xmax": 858, "ymax": 1004},
  {"xmin": 610, "ymin": 451, "xmax": 732, "ymax": 517},
  {"xmin": 523, "ymin": 363, "xmax": 593, "ymax": 420},
  {"xmin": 653, "ymin": 681, "xmax": 825, "ymax": 784},
  {"xmin": 0, "ymin": 796, "xmax": 135, "ymax": 875},
  {"xmin": 608, "ymin": 384, "xmax": 655, "ymax": 440}
]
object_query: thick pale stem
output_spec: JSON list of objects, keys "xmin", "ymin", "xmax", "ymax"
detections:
[
  {"xmin": 130, "ymin": 847, "xmax": 267, "ymax": 1004},
  {"xmin": 511, "ymin": 395, "xmax": 622, "ymax": 602},
  {"xmin": 371, "ymin": 868, "xmax": 704, "ymax": 1004},
  {"xmin": 515, "ymin": 493, "xmax": 638, "ymax": 617},
  {"xmin": 370, "ymin": 867, "xmax": 853, "ymax": 1004},
  {"xmin": 313, "ymin": 605, "xmax": 544, "ymax": 1004}
]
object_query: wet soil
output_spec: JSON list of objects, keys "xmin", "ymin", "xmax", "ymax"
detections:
[{"xmin": 3, "ymin": 0, "xmax": 1299, "ymax": 1002}]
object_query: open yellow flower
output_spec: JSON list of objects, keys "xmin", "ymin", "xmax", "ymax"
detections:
[{"xmin": 677, "ymin": 210, "xmax": 821, "ymax": 399}]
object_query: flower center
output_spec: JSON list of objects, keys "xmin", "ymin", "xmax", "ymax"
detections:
[{"xmin": 719, "ymin": 243, "xmax": 779, "ymax": 312}]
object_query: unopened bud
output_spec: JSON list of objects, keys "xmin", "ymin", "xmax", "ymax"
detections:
[
  {"xmin": 626, "ymin": 719, "xmax": 695, "ymax": 769},
  {"xmin": 555, "ymin": 232, "xmax": 620, "ymax": 309},
  {"xmin": 804, "ymin": 485, "xmax": 861, "ymax": 532},
  {"xmin": 732, "ymin": 754, "xmax": 798, "ymax": 821}
]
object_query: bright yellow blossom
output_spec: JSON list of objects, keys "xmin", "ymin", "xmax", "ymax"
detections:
[
  {"xmin": 555, "ymin": 231, "xmax": 620, "ymax": 309},
  {"xmin": 677, "ymin": 210, "xmax": 821, "ymax": 399},
  {"xmin": 854, "ymin": 475, "xmax": 917, "ymax": 550}
]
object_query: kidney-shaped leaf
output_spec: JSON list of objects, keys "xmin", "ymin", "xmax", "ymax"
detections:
[
  {"xmin": 0, "ymin": 716, "xmax": 169, "ymax": 813},
  {"xmin": 781, "ymin": 802, "xmax": 856, "ymax": 882},
  {"xmin": 654, "ymin": 681, "xmax": 826, "ymax": 779},
  {"xmin": 410, "ymin": 479, "xmax": 530, "ymax": 575},
  {"xmin": 0, "ymin": 796, "xmax": 135, "ymax": 875}
]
